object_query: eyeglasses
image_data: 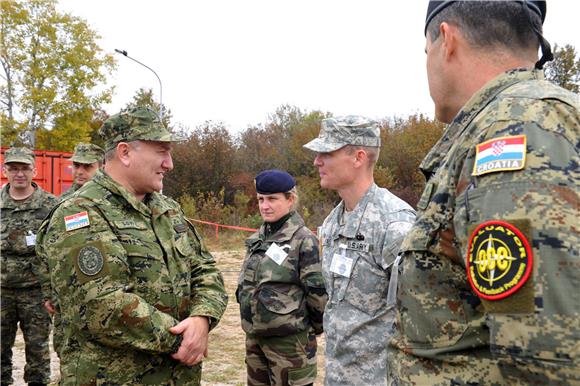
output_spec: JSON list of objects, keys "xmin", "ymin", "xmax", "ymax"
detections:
[{"xmin": 4, "ymin": 166, "xmax": 34, "ymax": 174}]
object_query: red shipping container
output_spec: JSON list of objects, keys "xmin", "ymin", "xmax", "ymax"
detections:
[{"xmin": 1, "ymin": 147, "xmax": 74, "ymax": 196}]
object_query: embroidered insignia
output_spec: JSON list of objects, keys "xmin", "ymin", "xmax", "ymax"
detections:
[
  {"xmin": 77, "ymin": 246, "xmax": 104, "ymax": 276},
  {"xmin": 466, "ymin": 220, "xmax": 533, "ymax": 300},
  {"xmin": 472, "ymin": 135, "xmax": 526, "ymax": 176},
  {"xmin": 64, "ymin": 211, "xmax": 90, "ymax": 231}
]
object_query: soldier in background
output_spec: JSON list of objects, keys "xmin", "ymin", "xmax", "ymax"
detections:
[
  {"xmin": 1, "ymin": 147, "xmax": 58, "ymax": 386},
  {"xmin": 303, "ymin": 116, "xmax": 416, "ymax": 386},
  {"xmin": 388, "ymin": 1, "xmax": 580, "ymax": 384},
  {"xmin": 59, "ymin": 142, "xmax": 104, "ymax": 200},
  {"xmin": 35, "ymin": 107, "xmax": 228, "ymax": 385},
  {"xmin": 237, "ymin": 169, "xmax": 327, "ymax": 386}
]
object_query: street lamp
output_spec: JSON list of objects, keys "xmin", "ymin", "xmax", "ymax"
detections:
[{"xmin": 114, "ymin": 49, "xmax": 164, "ymax": 120}]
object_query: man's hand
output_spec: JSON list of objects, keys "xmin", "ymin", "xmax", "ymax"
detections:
[
  {"xmin": 438, "ymin": 226, "xmax": 462, "ymax": 264},
  {"xmin": 169, "ymin": 316, "xmax": 210, "ymax": 366},
  {"xmin": 44, "ymin": 300, "xmax": 55, "ymax": 315}
]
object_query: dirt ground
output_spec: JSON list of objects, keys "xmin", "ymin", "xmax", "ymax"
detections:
[{"xmin": 9, "ymin": 249, "xmax": 326, "ymax": 386}]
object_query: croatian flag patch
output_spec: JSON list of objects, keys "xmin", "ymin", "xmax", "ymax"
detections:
[
  {"xmin": 64, "ymin": 211, "xmax": 90, "ymax": 231},
  {"xmin": 472, "ymin": 135, "xmax": 526, "ymax": 176}
]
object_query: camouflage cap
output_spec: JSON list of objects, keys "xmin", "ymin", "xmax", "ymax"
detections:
[
  {"xmin": 303, "ymin": 115, "xmax": 380, "ymax": 153},
  {"xmin": 3, "ymin": 147, "xmax": 35, "ymax": 165},
  {"xmin": 69, "ymin": 143, "xmax": 105, "ymax": 164},
  {"xmin": 99, "ymin": 107, "xmax": 181, "ymax": 151}
]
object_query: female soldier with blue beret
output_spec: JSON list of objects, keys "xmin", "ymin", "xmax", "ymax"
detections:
[{"xmin": 237, "ymin": 169, "xmax": 328, "ymax": 386}]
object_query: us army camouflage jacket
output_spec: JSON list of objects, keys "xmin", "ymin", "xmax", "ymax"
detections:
[
  {"xmin": 320, "ymin": 183, "xmax": 415, "ymax": 386},
  {"xmin": 390, "ymin": 69, "xmax": 580, "ymax": 385},
  {"xmin": 35, "ymin": 170, "xmax": 228, "ymax": 385},
  {"xmin": 237, "ymin": 211, "xmax": 327, "ymax": 337},
  {"xmin": 1, "ymin": 183, "xmax": 57, "ymax": 288}
]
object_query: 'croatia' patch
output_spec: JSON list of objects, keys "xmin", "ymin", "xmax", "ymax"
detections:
[
  {"xmin": 466, "ymin": 220, "xmax": 533, "ymax": 300},
  {"xmin": 65, "ymin": 211, "xmax": 90, "ymax": 231},
  {"xmin": 472, "ymin": 135, "xmax": 526, "ymax": 176}
]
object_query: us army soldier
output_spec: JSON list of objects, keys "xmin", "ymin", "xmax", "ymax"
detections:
[
  {"xmin": 36, "ymin": 107, "xmax": 228, "ymax": 385},
  {"xmin": 1, "ymin": 147, "xmax": 58, "ymax": 386},
  {"xmin": 388, "ymin": 1, "xmax": 580, "ymax": 384},
  {"xmin": 303, "ymin": 116, "xmax": 416, "ymax": 386}
]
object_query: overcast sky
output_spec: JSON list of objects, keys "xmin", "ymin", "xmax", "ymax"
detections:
[{"xmin": 57, "ymin": 0, "xmax": 580, "ymax": 132}]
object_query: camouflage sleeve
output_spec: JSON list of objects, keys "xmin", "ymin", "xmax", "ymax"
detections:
[
  {"xmin": 39, "ymin": 202, "xmax": 180, "ymax": 354},
  {"xmin": 454, "ymin": 101, "xmax": 580, "ymax": 378},
  {"xmin": 33, "ymin": 194, "xmax": 60, "ymax": 303},
  {"xmin": 298, "ymin": 232, "xmax": 328, "ymax": 334},
  {"xmin": 378, "ymin": 213, "xmax": 415, "ymax": 271},
  {"xmin": 184, "ymin": 218, "xmax": 228, "ymax": 331}
]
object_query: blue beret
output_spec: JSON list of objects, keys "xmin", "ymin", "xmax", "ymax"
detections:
[{"xmin": 255, "ymin": 169, "xmax": 296, "ymax": 194}]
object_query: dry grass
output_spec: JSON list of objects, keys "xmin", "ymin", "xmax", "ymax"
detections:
[{"xmin": 11, "ymin": 244, "xmax": 326, "ymax": 385}]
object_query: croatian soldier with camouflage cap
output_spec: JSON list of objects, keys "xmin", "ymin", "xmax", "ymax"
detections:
[
  {"xmin": 303, "ymin": 116, "xmax": 416, "ymax": 386},
  {"xmin": 388, "ymin": 1, "xmax": 580, "ymax": 384},
  {"xmin": 35, "ymin": 107, "xmax": 228, "ymax": 385},
  {"xmin": 1, "ymin": 147, "xmax": 58, "ymax": 386},
  {"xmin": 237, "ymin": 169, "xmax": 327, "ymax": 386},
  {"xmin": 59, "ymin": 142, "xmax": 104, "ymax": 201}
]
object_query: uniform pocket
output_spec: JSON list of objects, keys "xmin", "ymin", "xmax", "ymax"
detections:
[
  {"xmin": 287, "ymin": 363, "xmax": 317, "ymax": 386},
  {"xmin": 252, "ymin": 284, "xmax": 306, "ymax": 336},
  {"xmin": 342, "ymin": 253, "xmax": 388, "ymax": 316}
]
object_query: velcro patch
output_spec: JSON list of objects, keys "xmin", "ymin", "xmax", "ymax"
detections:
[
  {"xmin": 466, "ymin": 220, "xmax": 533, "ymax": 301},
  {"xmin": 72, "ymin": 241, "xmax": 109, "ymax": 285},
  {"xmin": 472, "ymin": 135, "xmax": 526, "ymax": 176},
  {"xmin": 65, "ymin": 211, "xmax": 90, "ymax": 231}
]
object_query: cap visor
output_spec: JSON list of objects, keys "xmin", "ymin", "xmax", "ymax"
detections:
[{"xmin": 303, "ymin": 138, "xmax": 345, "ymax": 153}]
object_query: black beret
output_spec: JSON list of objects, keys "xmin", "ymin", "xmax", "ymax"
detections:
[
  {"xmin": 425, "ymin": 0, "xmax": 547, "ymax": 35},
  {"xmin": 255, "ymin": 169, "xmax": 296, "ymax": 195}
]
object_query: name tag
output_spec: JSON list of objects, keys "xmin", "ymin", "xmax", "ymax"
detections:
[
  {"xmin": 26, "ymin": 232, "xmax": 36, "ymax": 246},
  {"xmin": 330, "ymin": 252, "xmax": 354, "ymax": 278},
  {"xmin": 346, "ymin": 240, "xmax": 370, "ymax": 252},
  {"xmin": 265, "ymin": 243, "xmax": 288, "ymax": 265}
]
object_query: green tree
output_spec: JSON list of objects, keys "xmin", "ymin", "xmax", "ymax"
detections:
[
  {"xmin": 0, "ymin": 0, "xmax": 115, "ymax": 150},
  {"xmin": 124, "ymin": 87, "xmax": 172, "ymax": 128},
  {"xmin": 545, "ymin": 44, "xmax": 580, "ymax": 93}
]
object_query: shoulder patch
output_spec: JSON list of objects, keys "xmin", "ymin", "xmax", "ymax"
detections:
[
  {"xmin": 472, "ymin": 135, "xmax": 526, "ymax": 176},
  {"xmin": 466, "ymin": 220, "xmax": 533, "ymax": 301},
  {"xmin": 77, "ymin": 245, "xmax": 104, "ymax": 276},
  {"xmin": 64, "ymin": 211, "xmax": 90, "ymax": 231}
]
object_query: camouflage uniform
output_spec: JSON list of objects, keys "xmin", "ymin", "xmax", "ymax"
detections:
[
  {"xmin": 388, "ymin": 69, "xmax": 580, "ymax": 385},
  {"xmin": 45, "ymin": 143, "xmax": 104, "ymax": 356},
  {"xmin": 237, "ymin": 211, "xmax": 327, "ymax": 386},
  {"xmin": 35, "ymin": 108, "xmax": 227, "ymax": 385},
  {"xmin": 1, "ymin": 147, "xmax": 58, "ymax": 385},
  {"xmin": 319, "ymin": 183, "xmax": 415, "ymax": 386}
]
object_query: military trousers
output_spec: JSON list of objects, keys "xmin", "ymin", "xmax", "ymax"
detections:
[
  {"xmin": 245, "ymin": 329, "xmax": 318, "ymax": 386},
  {"xmin": 0, "ymin": 286, "xmax": 51, "ymax": 385}
]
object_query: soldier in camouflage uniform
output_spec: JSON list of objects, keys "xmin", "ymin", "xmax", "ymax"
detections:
[
  {"xmin": 388, "ymin": 1, "xmax": 580, "ymax": 384},
  {"xmin": 1, "ymin": 147, "xmax": 58, "ymax": 386},
  {"xmin": 35, "ymin": 107, "xmax": 228, "ymax": 385},
  {"xmin": 303, "ymin": 117, "xmax": 416, "ymax": 386},
  {"xmin": 237, "ymin": 170, "xmax": 327, "ymax": 386},
  {"xmin": 59, "ymin": 142, "xmax": 104, "ymax": 201}
]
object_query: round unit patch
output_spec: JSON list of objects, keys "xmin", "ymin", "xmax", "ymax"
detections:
[
  {"xmin": 77, "ymin": 246, "xmax": 104, "ymax": 276},
  {"xmin": 466, "ymin": 220, "xmax": 533, "ymax": 301}
]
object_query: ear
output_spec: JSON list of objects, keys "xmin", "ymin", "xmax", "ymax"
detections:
[
  {"xmin": 353, "ymin": 149, "xmax": 368, "ymax": 169},
  {"xmin": 31, "ymin": 167, "xmax": 38, "ymax": 178},
  {"xmin": 439, "ymin": 22, "xmax": 457, "ymax": 61},
  {"xmin": 116, "ymin": 143, "xmax": 132, "ymax": 167},
  {"xmin": 1, "ymin": 167, "xmax": 7, "ymax": 179}
]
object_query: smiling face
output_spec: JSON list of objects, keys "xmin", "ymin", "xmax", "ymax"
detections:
[
  {"xmin": 126, "ymin": 141, "xmax": 174, "ymax": 197},
  {"xmin": 2, "ymin": 162, "xmax": 36, "ymax": 191},
  {"xmin": 72, "ymin": 162, "xmax": 100, "ymax": 186},
  {"xmin": 257, "ymin": 192, "xmax": 294, "ymax": 223}
]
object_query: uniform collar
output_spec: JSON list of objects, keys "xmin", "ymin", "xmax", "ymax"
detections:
[
  {"xmin": 0, "ymin": 182, "xmax": 43, "ymax": 209},
  {"xmin": 254, "ymin": 211, "xmax": 305, "ymax": 244},
  {"xmin": 419, "ymin": 68, "xmax": 543, "ymax": 176},
  {"xmin": 335, "ymin": 183, "xmax": 377, "ymax": 239},
  {"xmin": 92, "ymin": 170, "xmax": 171, "ymax": 217}
]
